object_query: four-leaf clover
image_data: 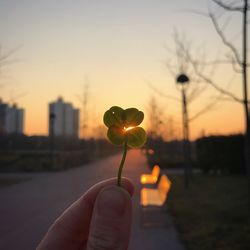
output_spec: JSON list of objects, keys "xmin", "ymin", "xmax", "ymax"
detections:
[
  {"xmin": 103, "ymin": 106, "xmax": 147, "ymax": 186},
  {"xmin": 103, "ymin": 106, "xmax": 147, "ymax": 148}
]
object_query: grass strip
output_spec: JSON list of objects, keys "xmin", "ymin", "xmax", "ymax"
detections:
[{"xmin": 168, "ymin": 175, "xmax": 250, "ymax": 250}]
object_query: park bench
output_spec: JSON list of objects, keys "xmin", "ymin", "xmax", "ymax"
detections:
[
  {"xmin": 140, "ymin": 175, "xmax": 171, "ymax": 226},
  {"xmin": 140, "ymin": 175, "xmax": 171, "ymax": 206},
  {"xmin": 140, "ymin": 165, "xmax": 160, "ymax": 185}
]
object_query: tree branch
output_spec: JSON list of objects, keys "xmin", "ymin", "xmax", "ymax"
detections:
[
  {"xmin": 164, "ymin": 60, "xmax": 177, "ymax": 78},
  {"xmin": 212, "ymin": 0, "xmax": 243, "ymax": 12},
  {"xmin": 189, "ymin": 95, "xmax": 220, "ymax": 122},
  {"xmin": 192, "ymin": 61, "xmax": 244, "ymax": 103},
  {"xmin": 194, "ymin": 58, "xmax": 245, "ymax": 66},
  {"xmin": 187, "ymin": 84, "xmax": 208, "ymax": 104},
  {"xmin": 209, "ymin": 12, "xmax": 242, "ymax": 65},
  {"xmin": 147, "ymin": 82, "xmax": 180, "ymax": 103},
  {"xmin": 0, "ymin": 46, "xmax": 20, "ymax": 63},
  {"xmin": 180, "ymin": 38, "xmax": 245, "ymax": 103}
]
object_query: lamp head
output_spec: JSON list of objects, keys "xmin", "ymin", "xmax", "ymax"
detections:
[{"xmin": 176, "ymin": 74, "xmax": 189, "ymax": 85}]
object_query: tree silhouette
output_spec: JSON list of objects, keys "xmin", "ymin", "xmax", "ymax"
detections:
[{"xmin": 186, "ymin": 0, "xmax": 250, "ymax": 204}]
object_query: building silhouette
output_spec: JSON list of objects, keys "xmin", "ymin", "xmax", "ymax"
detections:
[
  {"xmin": 49, "ymin": 97, "xmax": 79, "ymax": 138},
  {"xmin": 0, "ymin": 99, "xmax": 24, "ymax": 134}
]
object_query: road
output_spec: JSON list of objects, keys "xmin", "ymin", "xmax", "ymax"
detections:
[{"xmin": 0, "ymin": 149, "xmax": 185, "ymax": 250}]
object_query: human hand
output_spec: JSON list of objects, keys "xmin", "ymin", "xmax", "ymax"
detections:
[{"xmin": 37, "ymin": 178, "xmax": 134, "ymax": 250}]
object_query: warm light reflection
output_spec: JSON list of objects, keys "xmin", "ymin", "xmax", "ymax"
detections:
[
  {"xmin": 140, "ymin": 165, "xmax": 160, "ymax": 184},
  {"xmin": 124, "ymin": 126, "xmax": 134, "ymax": 131},
  {"xmin": 140, "ymin": 175, "xmax": 171, "ymax": 206},
  {"xmin": 141, "ymin": 176, "xmax": 147, "ymax": 183}
]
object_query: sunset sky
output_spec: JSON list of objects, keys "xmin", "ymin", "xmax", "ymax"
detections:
[{"xmin": 0, "ymin": 0, "xmax": 248, "ymax": 139}]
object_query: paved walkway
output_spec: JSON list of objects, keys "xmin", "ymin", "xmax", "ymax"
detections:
[{"xmin": 0, "ymin": 149, "xmax": 185, "ymax": 250}]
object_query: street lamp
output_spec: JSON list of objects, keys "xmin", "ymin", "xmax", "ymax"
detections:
[{"xmin": 176, "ymin": 73, "xmax": 191, "ymax": 188}]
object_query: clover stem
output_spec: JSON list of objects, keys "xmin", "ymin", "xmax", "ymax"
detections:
[{"xmin": 117, "ymin": 136, "xmax": 128, "ymax": 186}]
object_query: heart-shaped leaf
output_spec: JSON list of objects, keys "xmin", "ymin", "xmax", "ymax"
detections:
[
  {"xmin": 107, "ymin": 125, "xmax": 125, "ymax": 145},
  {"xmin": 103, "ymin": 106, "xmax": 124, "ymax": 128},
  {"xmin": 123, "ymin": 108, "xmax": 144, "ymax": 127},
  {"xmin": 127, "ymin": 127, "xmax": 147, "ymax": 148}
]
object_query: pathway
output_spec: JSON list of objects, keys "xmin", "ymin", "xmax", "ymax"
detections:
[{"xmin": 0, "ymin": 149, "xmax": 185, "ymax": 250}]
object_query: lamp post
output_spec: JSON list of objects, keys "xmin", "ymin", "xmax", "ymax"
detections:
[{"xmin": 176, "ymin": 73, "xmax": 191, "ymax": 188}]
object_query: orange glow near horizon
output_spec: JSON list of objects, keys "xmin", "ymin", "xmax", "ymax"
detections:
[
  {"xmin": 0, "ymin": 1, "xmax": 246, "ymax": 140},
  {"xmin": 22, "ymin": 98, "xmax": 245, "ymax": 140}
]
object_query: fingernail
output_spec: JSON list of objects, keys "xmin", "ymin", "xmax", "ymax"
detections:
[{"xmin": 97, "ymin": 186, "xmax": 129, "ymax": 217}]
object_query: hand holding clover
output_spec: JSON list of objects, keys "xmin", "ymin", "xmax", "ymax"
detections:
[
  {"xmin": 37, "ymin": 106, "xmax": 143, "ymax": 250},
  {"xmin": 103, "ymin": 106, "xmax": 147, "ymax": 186}
]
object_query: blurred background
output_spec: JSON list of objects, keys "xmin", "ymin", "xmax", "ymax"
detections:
[{"xmin": 0, "ymin": 0, "xmax": 249, "ymax": 250}]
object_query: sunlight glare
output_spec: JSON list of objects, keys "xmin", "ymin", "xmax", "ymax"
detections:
[{"xmin": 124, "ymin": 126, "xmax": 134, "ymax": 131}]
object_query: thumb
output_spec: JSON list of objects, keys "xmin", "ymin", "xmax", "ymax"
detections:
[{"xmin": 86, "ymin": 185, "xmax": 132, "ymax": 250}]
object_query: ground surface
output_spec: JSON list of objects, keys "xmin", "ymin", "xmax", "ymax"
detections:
[
  {"xmin": 168, "ymin": 175, "xmax": 250, "ymax": 250},
  {"xmin": 0, "ymin": 149, "xmax": 185, "ymax": 250}
]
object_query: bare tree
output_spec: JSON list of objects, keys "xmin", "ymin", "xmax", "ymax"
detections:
[
  {"xmin": 165, "ymin": 30, "xmax": 224, "ymax": 121},
  {"xmin": 150, "ymin": 29, "xmax": 223, "ymax": 130},
  {"xmin": 147, "ymin": 96, "xmax": 165, "ymax": 139},
  {"xmin": 75, "ymin": 79, "xmax": 90, "ymax": 138},
  {"xmin": 146, "ymin": 96, "xmax": 180, "ymax": 140},
  {"xmin": 185, "ymin": 0, "xmax": 250, "ymax": 202},
  {"xmin": 150, "ymin": 28, "xmax": 239, "ymax": 188}
]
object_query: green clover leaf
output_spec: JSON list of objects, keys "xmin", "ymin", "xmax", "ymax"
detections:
[
  {"xmin": 103, "ymin": 106, "xmax": 124, "ymax": 128},
  {"xmin": 127, "ymin": 127, "xmax": 147, "ymax": 148},
  {"xmin": 123, "ymin": 108, "xmax": 144, "ymax": 127},
  {"xmin": 103, "ymin": 106, "xmax": 146, "ymax": 148},
  {"xmin": 103, "ymin": 106, "xmax": 147, "ymax": 186},
  {"xmin": 107, "ymin": 126, "xmax": 125, "ymax": 146}
]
